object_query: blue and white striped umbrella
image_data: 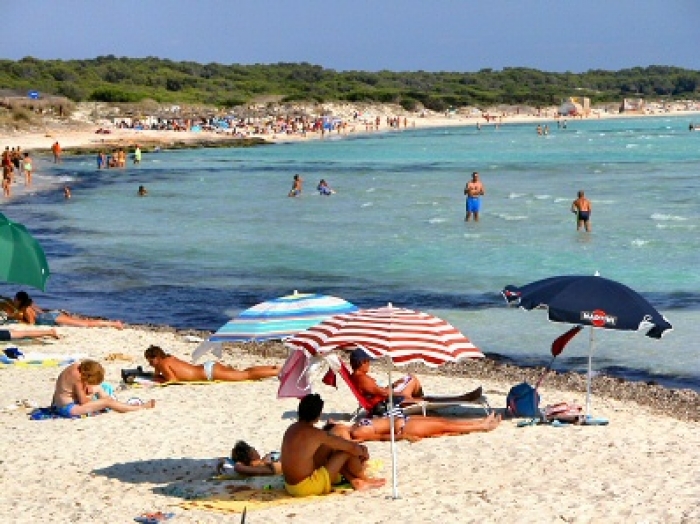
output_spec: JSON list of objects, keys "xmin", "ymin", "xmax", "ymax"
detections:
[{"xmin": 192, "ymin": 291, "xmax": 357, "ymax": 361}]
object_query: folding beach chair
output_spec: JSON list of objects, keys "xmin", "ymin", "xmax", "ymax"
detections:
[{"xmin": 337, "ymin": 361, "xmax": 491, "ymax": 420}]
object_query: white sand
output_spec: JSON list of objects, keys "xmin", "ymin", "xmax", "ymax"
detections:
[{"xmin": 0, "ymin": 326, "xmax": 697, "ymax": 523}]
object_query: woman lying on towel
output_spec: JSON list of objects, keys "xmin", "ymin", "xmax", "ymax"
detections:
[
  {"xmin": 52, "ymin": 360, "xmax": 155, "ymax": 417},
  {"xmin": 216, "ymin": 440, "xmax": 282, "ymax": 476},
  {"xmin": 144, "ymin": 345, "xmax": 280, "ymax": 382},
  {"xmin": 324, "ymin": 412, "xmax": 501, "ymax": 443},
  {"xmin": 11, "ymin": 291, "xmax": 124, "ymax": 329}
]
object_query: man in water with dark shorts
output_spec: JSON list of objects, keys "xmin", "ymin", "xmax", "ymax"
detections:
[{"xmin": 571, "ymin": 190, "xmax": 592, "ymax": 232}]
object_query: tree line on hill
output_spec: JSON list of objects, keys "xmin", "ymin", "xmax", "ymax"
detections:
[{"xmin": 1, "ymin": 56, "xmax": 698, "ymax": 112}]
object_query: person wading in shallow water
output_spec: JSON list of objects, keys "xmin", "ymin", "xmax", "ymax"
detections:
[
  {"xmin": 571, "ymin": 190, "xmax": 592, "ymax": 232},
  {"xmin": 464, "ymin": 171, "xmax": 485, "ymax": 222}
]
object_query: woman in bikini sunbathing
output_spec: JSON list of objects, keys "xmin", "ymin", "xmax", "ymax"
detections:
[
  {"xmin": 11, "ymin": 291, "xmax": 124, "ymax": 329},
  {"xmin": 324, "ymin": 412, "xmax": 500, "ymax": 443}
]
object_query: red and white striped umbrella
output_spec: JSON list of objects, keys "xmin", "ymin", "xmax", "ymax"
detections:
[{"xmin": 285, "ymin": 303, "xmax": 484, "ymax": 366}]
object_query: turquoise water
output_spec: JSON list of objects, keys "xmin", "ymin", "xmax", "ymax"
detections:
[{"xmin": 2, "ymin": 116, "xmax": 699, "ymax": 390}]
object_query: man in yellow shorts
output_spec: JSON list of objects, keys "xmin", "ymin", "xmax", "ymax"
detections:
[{"xmin": 281, "ymin": 394, "xmax": 386, "ymax": 497}]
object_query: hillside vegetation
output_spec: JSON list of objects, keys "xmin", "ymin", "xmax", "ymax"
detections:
[{"xmin": 1, "ymin": 56, "xmax": 699, "ymax": 111}]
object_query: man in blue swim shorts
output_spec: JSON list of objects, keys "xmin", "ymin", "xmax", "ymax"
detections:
[{"xmin": 464, "ymin": 171, "xmax": 485, "ymax": 222}]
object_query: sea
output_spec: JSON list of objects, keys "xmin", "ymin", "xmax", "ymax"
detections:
[{"xmin": 2, "ymin": 116, "xmax": 699, "ymax": 391}]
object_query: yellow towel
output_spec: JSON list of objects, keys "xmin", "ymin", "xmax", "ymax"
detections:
[
  {"xmin": 179, "ymin": 460, "xmax": 383, "ymax": 514},
  {"xmin": 0, "ymin": 359, "xmax": 70, "ymax": 369}
]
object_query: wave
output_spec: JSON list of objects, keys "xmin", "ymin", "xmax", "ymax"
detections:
[
  {"xmin": 651, "ymin": 213, "xmax": 688, "ymax": 221},
  {"xmin": 495, "ymin": 213, "xmax": 528, "ymax": 221}
]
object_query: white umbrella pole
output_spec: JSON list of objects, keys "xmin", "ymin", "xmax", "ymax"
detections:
[
  {"xmin": 387, "ymin": 362, "xmax": 399, "ymax": 499},
  {"xmin": 586, "ymin": 327, "xmax": 595, "ymax": 417}
]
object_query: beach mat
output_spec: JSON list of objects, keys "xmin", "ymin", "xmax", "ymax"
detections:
[
  {"xmin": 128, "ymin": 377, "xmax": 262, "ymax": 388},
  {"xmin": 178, "ymin": 460, "xmax": 383, "ymax": 514},
  {"xmin": 0, "ymin": 355, "xmax": 80, "ymax": 369}
]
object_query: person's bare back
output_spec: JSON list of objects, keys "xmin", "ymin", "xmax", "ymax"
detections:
[{"xmin": 281, "ymin": 394, "xmax": 385, "ymax": 496}]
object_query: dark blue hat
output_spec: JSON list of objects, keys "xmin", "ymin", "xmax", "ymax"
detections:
[{"xmin": 349, "ymin": 348, "xmax": 374, "ymax": 364}]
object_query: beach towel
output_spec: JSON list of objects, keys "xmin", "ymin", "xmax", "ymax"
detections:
[
  {"xmin": 0, "ymin": 352, "xmax": 82, "ymax": 369},
  {"xmin": 178, "ymin": 460, "xmax": 383, "ymax": 514},
  {"xmin": 127, "ymin": 377, "xmax": 261, "ymax": 388}
]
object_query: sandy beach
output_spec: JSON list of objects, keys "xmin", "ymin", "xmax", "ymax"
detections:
[
  {"xmin": 3, "ymin": 102, "xmax": 700, "ymax": 158},
  {"xmin": 0, "ymin": 325, "xmax": 697, "ymax": 523}
]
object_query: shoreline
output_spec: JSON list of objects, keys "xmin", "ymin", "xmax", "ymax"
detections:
[
  {"xmin": 3, "ymin": 106, "xmax": 700, "ymax": 157},
  {"xmin": 126, "ymin": 324, "xmax": 700, "ymax": 422}
]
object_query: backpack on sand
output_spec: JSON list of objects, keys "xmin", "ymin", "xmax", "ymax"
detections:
[{"xmin": 506, "ymin": 382, "xmax": 540, "ymax": 418}]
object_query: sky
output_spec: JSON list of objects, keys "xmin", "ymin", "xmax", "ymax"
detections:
[{"xmin": 4, "ymin": 0, "xmax": 700, "ymax": 73}]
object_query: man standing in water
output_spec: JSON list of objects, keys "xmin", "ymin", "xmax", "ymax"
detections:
[
  {"xmin": 288, "ymin": 174, "xmax": 303, "ymax": 197},
  {"xmin": 464, "ymin": 171, "xmax": 485, "ymax": 221},
  {"xmin": 571, "ymin": 190, "xmax": 592, "ymax": 232}
]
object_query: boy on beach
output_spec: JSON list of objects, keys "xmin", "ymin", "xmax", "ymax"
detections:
[
  {"xmin": 52, "ymin": 360, "xmax": 155, "ymax": 417},
  {"xmin": 281, "ymin": 393, "xmax": 385, "ymax": 497}
]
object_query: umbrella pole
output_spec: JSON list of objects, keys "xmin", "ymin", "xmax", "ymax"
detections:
[
  {"xmin": 386, "ymin": 360, "xmax": 399, "ymax": 500},
  {"xmin": 586, "ymin": 327, "xmax": 595, "ymax": 416}
]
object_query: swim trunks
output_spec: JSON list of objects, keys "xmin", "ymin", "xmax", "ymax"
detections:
[
  {"xmin": 578, "ymin": 211, "xmax": 590, "ymax": 222},
  {"xmin": 0, "ymin": 330, "xmax": 10, "ymax": 341},
  {"xmin": 53, "ymin": 403, "xmax": 76, "ymax": 418},
  {"xmin": 285, "ymin": 466, "xmax": 339, "ymax": 497},
  {"xmin": 202, "ymin": 361, "xmax": 215, "ymax": 381},
  {"xmin": 36, "ymin": 311, "xmax": 60, "ymax": 326},
  {"xmin": 23, "ymin": 162, "xmax": 31, "ymax": 171},
  {"xmin": 466, "ymin": 196, "xmax": 481, "ymax": 213}
]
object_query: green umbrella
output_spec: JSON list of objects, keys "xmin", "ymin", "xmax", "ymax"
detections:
[{"xmin": 0, "ymin": 212, "xmax": 50, "ymax": 291}]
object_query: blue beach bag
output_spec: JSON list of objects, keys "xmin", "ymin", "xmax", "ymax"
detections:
[{"xmin": 506, "ymin": 382, "xmax": 540, "ymax": 418}]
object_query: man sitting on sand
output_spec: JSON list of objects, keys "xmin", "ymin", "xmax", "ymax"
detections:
[
  {"xmin": 281, "ymin": 393, "xmax": 385, "ymax": 497},
  {"xmin": 52, "ymin": 360, "xmax": 155, "ymax": 417},
  {"xmin": 324, "ymin": 413, "xmax": 500, "ymax": 443},
  {"xmin": 144, "ymin": 345, "xmax": 280, "ymax": 383},
  {"xmin": 349, "ymin": 348, "xmax": 482, "ymax": 413}
]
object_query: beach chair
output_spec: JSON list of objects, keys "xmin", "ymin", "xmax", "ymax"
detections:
[{"xmin": 337, "ymin": 361, "xmax": 490, "ymax": 420}]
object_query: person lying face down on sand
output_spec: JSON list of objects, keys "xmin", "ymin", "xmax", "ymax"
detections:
[
  {"xmin": 217, "ymin": 440, "xmax": 283, "ymax": 476},
  {"xmin": 281, "ymin": 393, "xmax": 386, "ymax": 497},
  {"xmin": 323, "ymin": 412, "xmax": 501, "ymax": 443},
  {"xmin": 143, "ymin": 345, "xmax": 281, "ymax": 383},
  {"xmin": 52, "ymin": 360, "xmax": 155, "ymax": 417},
  {"xmin": 0, "ymin": 328, "xmax": 60, "ymax": 341},
  {"xmin": 11, "ymin": 291, "xmax": 124, "ymax": 329},
  {"xmin": 349, "ymin": 348, "xmax": 483, "ymax": 410}
]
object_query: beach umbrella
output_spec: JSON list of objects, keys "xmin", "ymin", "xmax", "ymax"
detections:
[
  {"xmin": 191, "ymin": 291, "xmax": 358, "ymax": 361},
  {"xmin": 502, "ymin": 274, "xmax": 672, "ymax": 417},
  {"xmin": 0, "ymin": 212, "xmax": 50, "ymax": 291},
  {"xmin": 285, "ymin": 303, "xmax": 484, "ymax": 499}
]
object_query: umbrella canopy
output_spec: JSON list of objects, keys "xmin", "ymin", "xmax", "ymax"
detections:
[
  {"xmin": 285, "ymin": 303, "xmax": 483, "ymax": 499},
  {"xmin": 0, "ymin": 212, "xmax": 50, "ymax": 291},
  {"xmin": 286, "ymin": 303, "xmax": 484, "ymax": 365},
  {"xmin": 191, "ymin": 291, "xmax": 357, "ymax": 361},
  {"xmin": 503, "ymin": 275, "xmax": 672, "ymax": 339},
  {"xmin": 502, "ymin": 274, "xmax": 672, "ymax": 417}
]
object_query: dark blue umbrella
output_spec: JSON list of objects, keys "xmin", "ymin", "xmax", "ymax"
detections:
[{"xmin": 502, "ymin": 274, "xmax": 672, "ymax": 416}]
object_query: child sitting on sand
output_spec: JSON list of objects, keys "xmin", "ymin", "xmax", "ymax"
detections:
[{"xmin": 52, "ymin": 360, "xmax": 155, "ymax": 417}]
